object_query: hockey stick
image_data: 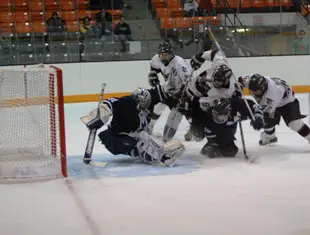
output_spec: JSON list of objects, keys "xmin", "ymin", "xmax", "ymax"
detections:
[
  {"xmin": 207, "ymin": 28, "xmax": 259, "ymax": 163},
  {"xmin": 238, "ymin": 120, "xmax": 259, "ymax": 163},
  {"xmin": 207, "ymin": 28, "xmax": 255, "ymax": 121},
  {"xmin": 83, "ymin": 83, "xmax": 108, "ymax": 167}
]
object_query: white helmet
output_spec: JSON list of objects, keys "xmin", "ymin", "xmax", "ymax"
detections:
[{"xmin": 132, "ymin": 88, "xmax": 152, "ymax": 110}]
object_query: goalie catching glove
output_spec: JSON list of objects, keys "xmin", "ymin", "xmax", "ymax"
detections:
[{"xmin": 80, "ymin": 102, "xmax": 112, "ymax": 130}]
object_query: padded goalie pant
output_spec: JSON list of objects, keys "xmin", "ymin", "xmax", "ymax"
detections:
[{"xmin": 98, "ymin": 128, "xmax": 182, "ymax": 165}]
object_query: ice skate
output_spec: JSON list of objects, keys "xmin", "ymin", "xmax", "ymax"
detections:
[{"xmin": 259, "ymin": 131, "xmax": 278, "ymax": 145}]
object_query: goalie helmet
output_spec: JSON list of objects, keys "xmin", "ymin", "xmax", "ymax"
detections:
[
  {"xmin": 212, "ymin": 64, "xmax": 232, "ymax": 88},
  {"xmin": 248, "ymin": 74, "xmax": 267, "ymax": 97},
  {"xmin": 212, "ymin": 98, "xmax": 232, "ymax": 124},
  {"xmin": 132, "ymin": 88, "xmax": 152, "ymax": 110}
]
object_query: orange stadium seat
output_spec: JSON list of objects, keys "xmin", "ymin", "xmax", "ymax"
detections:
[
  {"xmin": 171, "ymin": 7, "xmax": 184, "ymax": 17},
  {"xmin": 0, "ymin": 22, "xmax": 14, "ymax": 34},
  {"xmin": 30, "ymin": 11, "xmax": 44, "ymax": 21},
  {"xmin": 59, "ymin": 1, "xmax": 76, "ymax": 11},
  {"xmin": 77, "ymin": 10, "xmax": 93, "ymax": 19},
  {"xmin": 29, "ymin": 1, "xmax": 44, "ymax": 12},
  {"xmin": 240, "ymin": 0, "xmax": 252, "ymax": 8},
  {"xmin": 167, "ymin": 0, "xmax": 181, "ymax": 8},
  {"xmin": 265, "ymin": 0, "xmax": 275, "ymax": 6},
  {"xmin": 16, "ymin": 22, "xmax": 32, "ymax": 35},
  {"xmin": 156, "ymin": 8, "xmax": 172, "ymax": 19},
  {"xmin": 0, "ymin": 12, "xmax": 15, "ymax": 23},
  {"xmin": 15, "ymin": 12, "xmax": 31, "ymax": 23},
  {"xmin": 32, "ymin": 21, "xmax": 47, "ymax": 33},
  {"xmin": 77, "ymin": 0, "xmax": 88, "ymax": 10},
  {"xmin": 227, "ymin": 0, "xmax": 240, "ymax": 8},
  {"xmin": 60, "ymin": 11, "xmax": 78, "ymax": 21},
  {"xmin": 66, "ymin": 20, "xmax": 79, "ymax": 32},
  {"xmin": 175, "ymin": 17, "xmax": 191, "ymax": 28},
  {"xmin": 252, "ymin": 0, "xmax": 264, "ymax": 7},
  {"xmin": 275, "ymin": 0, "xmax": 293, "ymax": 7},
  {"xmin": 161, "ymin": 17, "xmax": 175, "ymax": 29},
  {"xmin": 106, "ymin": 10, "xmax": 123, "ymax": 19},
  {"xmin": 45, "ymin": 0, "xmax": 60, "ymax": 12},
  {"xmin": 152, "ymin": 0, "xmax": 166, "ymax": 8},
  {"xmin": 14, "ymin": 0, "xmax": 28, "ymax": 11}
]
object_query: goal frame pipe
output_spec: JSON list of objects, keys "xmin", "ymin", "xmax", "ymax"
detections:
[{"xmin": 51, "ymin": 66, "xmax": 67, "ymax": 177}]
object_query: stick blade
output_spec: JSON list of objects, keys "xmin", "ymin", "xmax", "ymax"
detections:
[{"xmin": 88, "ymin": 160, "xmax": 109, "ymax": 167}]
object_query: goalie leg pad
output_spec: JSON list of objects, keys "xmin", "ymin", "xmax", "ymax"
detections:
[
  {"xmin": 98, "ymin": 129, "xmax": 138, "ymax": 155},
  {"xmin": 129, "ymin": 131, "xmax": 184, "ymax": 167},
  {"xmin": 148, "ymin": 102, "xmax": 167, "ymax": 134},
  {"xmin": 163, "ymin": 108, "xmax": 183, "ymax": 141}
]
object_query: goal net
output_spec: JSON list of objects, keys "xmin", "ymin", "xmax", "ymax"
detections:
[{"xmin": 0, "ymin": 64, "xmax": 67, "ymax": 182}]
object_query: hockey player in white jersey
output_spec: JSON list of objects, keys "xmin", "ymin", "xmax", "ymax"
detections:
[
  {"xmin": 182, "ymin": 49, "xmax": 238, "ymax": 141},
  {"xmin": 147, "ymin": 41, "xmax": 193, "ymax": 141},
  {"xmin": 238, "ymin": 74, "xmax": 310, "ymax": 145},
  {"xmin": 80, "ymin": 88, "xmax": 185, "ymax": 167}
]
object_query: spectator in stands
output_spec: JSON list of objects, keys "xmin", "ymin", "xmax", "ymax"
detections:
[
  {"xmin": 114, "ymin": 17, "xmax": 132, "ymax": 52},
  {"xmin": 183, "ymin": 0, "xmax": 199, "ymax": 17},
  {"xmin": 293, "ymin": 29, "xmax": 310, "ymax": 54},
  {"xmin": 79, "ymin": 16, "xmax": 99, "ymax": 61},
  {"xmin": 96, "ymin": 8, "xmax": 112, "ymax": 40},
  {"xmin": 80, "ymin": 16, "xmax": 98, "ymax": 39},
  {"xmin": 46, "ymin": 12, "xmax": 66, "ymax": 40}
]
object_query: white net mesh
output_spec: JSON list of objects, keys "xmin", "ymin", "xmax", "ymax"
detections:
[{"xmin": 0, "ymin": 65, "xmax": 66, "ymax": 182}]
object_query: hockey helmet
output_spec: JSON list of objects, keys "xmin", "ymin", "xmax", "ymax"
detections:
[
  {"xmin": 158, "ymin": 41, "xmax": 173, "ymax": 65},
  {"xmin": 212, "ymin": 98, "xmax": 232, "ymax": 124},
  {"xmin": 212, "ymin": 64, "xmax": 232, "ymax": 88},
  {"xmin": 248, "ymin": 74, "xmax": 267, "ymax": 97},
  {"xmin": 132, "ymin": 87, "xmax": 152, "ymax": 110}
]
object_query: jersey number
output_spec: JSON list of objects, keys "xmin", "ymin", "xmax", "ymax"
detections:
[{"xmin": 271, "ymin": 77, "xmax": 291, "ymax": 99}]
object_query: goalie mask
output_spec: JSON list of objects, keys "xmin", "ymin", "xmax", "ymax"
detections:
[
  {"xmin": 132, "ymin": 88, "xmax": 152, "ymax": 110},
  {"xmin": 212, "ymin": 98, "xmax": 232, "ymax": 124},
  {"xmin": 212, "ymin": 64, "xmax": 232, "ymax": 88}
]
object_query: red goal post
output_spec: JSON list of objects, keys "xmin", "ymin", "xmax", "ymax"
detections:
[{"xmin": 0, "ymin": 64, "xmax": 67, "ymax": 182}]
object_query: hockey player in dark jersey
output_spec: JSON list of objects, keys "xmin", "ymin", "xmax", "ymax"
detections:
[
  {"xmin": 80, "ymin": 88, "xmax": 185, "ymax": 167},
  {"xmin": 196, "ymin": 96, "xmax": 265, "ymax": 158}
]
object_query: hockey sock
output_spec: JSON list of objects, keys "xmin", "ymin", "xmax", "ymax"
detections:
[{"xmin": 288, "ymin": 119, "xmax": 310, "ymax": 141}]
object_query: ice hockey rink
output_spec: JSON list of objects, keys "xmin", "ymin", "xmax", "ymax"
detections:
[{"xmin": 1, "ymin": 94, "xmax": 310, "ymax": 235}]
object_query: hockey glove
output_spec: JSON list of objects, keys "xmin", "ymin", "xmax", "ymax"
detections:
[
  {"xmin": 199, "ymin": 97, "xmax": 211, "ymax": 112},
  {"xmin": 250, "ymin": 105, "xmax": 264, "ymax": 130},
  {"xmin": 86, "ymin": 116, "xmax": 104, "ymax": 130},
  {"xmin": 190, "ymin": 53, "xmax": 205, "ymax": 70},
  {"xmin": 148, "ymin": 71, "xmax": 160, "ymax": 87},
  {"xmin": 238, "ymin": 76, "xmax": 245, "ymax": 90}
]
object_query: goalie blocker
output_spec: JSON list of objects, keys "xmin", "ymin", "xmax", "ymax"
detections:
[{"xmin": 80, "ymin": 88, "xmax": 185, "ymax": 167}]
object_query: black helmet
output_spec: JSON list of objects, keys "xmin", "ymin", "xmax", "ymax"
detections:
[
  {"xmin": 248, "ymin": 74, "xmax": 267, "ymax": 96},
  {"xmin": 212, "ymin": 64, "xmax": 232, "ymax": 88},
  {"xmin": 158, "ymin": 41, "xmax": 173, "ymax": 54},
  {"xmin": 212, "ymin": 98, "xmax": 232, "ymax": 124}
]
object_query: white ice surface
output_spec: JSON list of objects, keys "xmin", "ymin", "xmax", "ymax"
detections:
[{"xmin": 1, "ymin": 94, "xmax": 310, "ymax": 235}]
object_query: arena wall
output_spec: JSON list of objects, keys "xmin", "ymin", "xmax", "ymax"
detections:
[{"xmin": 4, "ymin": 55, "xmax": 310, "ymax": 103}]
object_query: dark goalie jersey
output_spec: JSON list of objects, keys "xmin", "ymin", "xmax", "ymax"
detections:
[{"xmin": 102, "ymin": 96, "xmax": 149, "ymax": 134}]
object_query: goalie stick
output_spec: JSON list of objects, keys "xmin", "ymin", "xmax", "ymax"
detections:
[
  {"xmin": 207, "ymin": 27, "xmax": 258, "ymax": 163},
  {"xmin": 83, "ymin": 83, "xmax": 108, "ymax": 167}
]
